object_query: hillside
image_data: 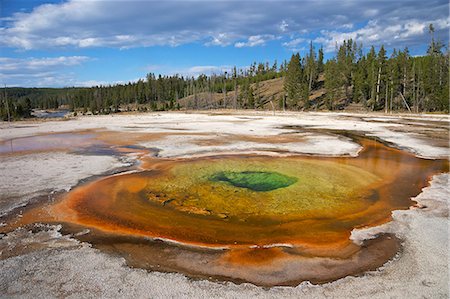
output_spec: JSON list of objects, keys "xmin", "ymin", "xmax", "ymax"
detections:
[{"xmin": 177, "ymin": 75, "xmax": 334, "ymax": 111}]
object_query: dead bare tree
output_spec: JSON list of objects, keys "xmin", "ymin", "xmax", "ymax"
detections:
[
  {"xmin": 385, "ymin": 78, "xmax": 389, "ymax": 114},
  {"xmin": 234, "ymin": 76, "xmax": 237, "ymax": 110},
  {"xmin": 399, "ymin": 92, "xmax": 412, "ymax": 113},
  {"xmin": 375, "ymin": 66, "xmax": 381, "ymax": 109},
  {"xmin": 223, "ymin": 71, "xmax": 227, "ymax": 109}
]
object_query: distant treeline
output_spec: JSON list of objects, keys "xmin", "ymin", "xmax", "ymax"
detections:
[
  {"xmin": 1, "ymin": 26, "xmax": 448, "ymax": 120},
  {"xmin": 0, "ymin": 61, "xmax": 284, "ymax": 120}
]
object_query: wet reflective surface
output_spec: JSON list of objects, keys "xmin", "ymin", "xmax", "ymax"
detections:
[{"xmin": 0, "ymin": 132, "xmax": 102, "ymax": 154}]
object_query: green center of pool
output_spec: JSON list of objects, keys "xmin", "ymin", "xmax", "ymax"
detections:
[
  {"xmin": 210, "ymin": 171, "xmax": 297, "ymax": 191},
  {"xmin": 141, "ymin": 157, "xmax": 383, "ymax": 220}
]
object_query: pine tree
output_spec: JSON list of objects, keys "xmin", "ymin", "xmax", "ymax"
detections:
[
  {"xmin": 337, "ymin": 39, "xmax": 357, "ymax": 103},
  {"xmin": 305, "ymin": 41, "xmax": 318, "ymax": 95},
  {"xmin": 283, "ymin": 53, "xmax": 304, "ymax": 108},
  {"xmin": 353, "ymin": 56, "xmax": 368, "ymax": 104},
  {"xmin": 423, "ymin": 23, "xmax": 448, "ymax": 111},
  {"xmin": 317, "ymin": 46, "xmax": 324, "ymax": 74},
  {"xmin": 324, "ymin": 59, "xmax": 341, "ymax": 110}
]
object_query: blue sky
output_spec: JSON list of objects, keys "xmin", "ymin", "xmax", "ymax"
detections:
[{"xmin": 1, "ymin": 0, "xmax": 449, "ymax": 87}]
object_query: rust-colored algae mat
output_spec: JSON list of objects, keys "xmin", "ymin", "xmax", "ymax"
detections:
[{"xmin": 5, "ymin": 133, "xmax": 448, "ymax": 286}]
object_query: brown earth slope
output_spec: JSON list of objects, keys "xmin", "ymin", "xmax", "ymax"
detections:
[{"xmin": 176, "ymin": 75, "xmax": 335, "ymax": 111}]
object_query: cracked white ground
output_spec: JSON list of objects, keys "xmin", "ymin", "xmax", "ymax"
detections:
[{"xmin": 0, "ymin": 111, "xmax": 448, "ymax": 298}]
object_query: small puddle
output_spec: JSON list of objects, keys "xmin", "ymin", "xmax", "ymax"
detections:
[{"xmin": 32, "ymin": 109, "xmax": 70, "ymax": 118}]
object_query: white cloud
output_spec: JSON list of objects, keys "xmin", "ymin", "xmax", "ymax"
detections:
[
  {"xmin": 364, "ymin": 9, "xmax": 379, "ymax": 17},
  {"xmin": 0, "ymin": 56, "xmax": 90, "ymax": 87},
  {"xmin": 0, "ymin": 1, "xmax": 210, "ymax": 49},
  {"xmin": 235, "ymin": 35, "xmax": 275, "ymax": 48},
  {"xmin": 1, "ymin": 0, "xmax": 445, "ymax": 51},
  {"xmin": 315, "ymin": 17, "xmax": 450, "ymax": 52},
  {"xmin": 282, "ymin": 37, "xmax": 306, "ymax": 52},
  {"xmin": 279, "ymin": 20, "xmax": 289, "ymax": 32},
  {"xmin": 0, "ymin": 56, "xmax": 90, "ymax": 72},
  {"xmin": 173, "ymin": 65, "xmax": 235, "ymax": 77},
  {"xmin": 282, "ymin": 38, "xmax": 306, "ymax": 50},
  {"xmin": 341, "ymin": 23, "xmax": 354, "ymax": 30},
  {"xmin": 186, "ymin": 66, "xmax": 231, "ymax": 76},
  {"xmin": 205, "ymin": 33, "xmax": 234, "ymax": 47},
  {"xmin": 142, "ymin": 64, "xmax": 250, "ymax": 78},
  {"xmin": 1, "ymin": 0, "xmax": 448, "ymax": 87},
  {"xmin": 74, "ymin": 79, "xmax": 139, "ymax": 87}
]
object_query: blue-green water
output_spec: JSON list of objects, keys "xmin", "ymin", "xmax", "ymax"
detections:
[{"xmin": 210, "ymin": 171, "xmax": 297, "ymax": 192}]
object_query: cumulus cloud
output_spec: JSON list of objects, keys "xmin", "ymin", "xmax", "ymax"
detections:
[
  {"xmin": 0, "ymin": 56, "xmax": 90, "ymax": 87},
  {"xmin": 279, "ymin": 20, "xmax": 289, "ymax": 32},
  {"xmin": 235, "ymin": 35, "xmax": 275, "ymax": 48},
  {"xmin": 1, "ymin": 0, "xmax": 447, "ymax": 51},
  {"xmin": 1, "ymin": 0, "xmax": 449, "ymax": 87},
  {"xmin": 316, "ymin": 17, "xmax": 450, "ymax": 52},
  {"xmin": 205, "ymin": 33, "xmax": 236, "ymax": 47},
  {"xmin": 282, "ymin": 38, "xmax": 306, "ymax": 51},
  {"xmin": 0, "ymin": 56, "xmax": 235, "ymax": 86},
  {"xmin": 0, "ymin": 56, "xmax": 90, "ymax": 72}
]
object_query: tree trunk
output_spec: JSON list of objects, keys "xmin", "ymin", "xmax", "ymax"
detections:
[
  {"xmin": 385, "ymin": 78, "xmax": 388, "ymax": 113},
  {"xmin": 234, "ymin": 79, "xmax": 238, "ymax": 110},
  {"xmin": 412, "ymin": 62, "xmax": 416, "ymax": 113},
  {"xmin": 223, "ymin": 78, "xmax": 226, "ymax": 109},
  {"xmin": 375, "ymin": 66, "xmax": 382, "ymax": 110},
  {"xmin": 4, "ymin": 86, "xmax": 11, "ymax": 123},
  {"xmin": 390, "ymin": 72, "xmax": 394, "ymax": 113},
  {"xmin": 269, "ymin": 100, "xmax": 275, "ymax": 115},
  {"xmin": 390, "ymin": 87, "xmax": 393, "ymax": 113},
  {"xmin": 194, "ymin": 84, "xmax": 198, "ymax": 110},
  {"xmin": 416, "ymin": 71, "xmax": 420, "ymax": 113},
  {"xmin": 208, "ymin": 81, "xmax": 212, "ymax": 110},
  {"xmin": 399, "ymin": 92, "xmax": 412, "ymax": 113},
  {"xmin": 403, "ymin": 66, "xmax": 407, "ymax": 96},
  {"xmin": 308, "ymin": 70, "xmax": 313, "ymax": 94}
]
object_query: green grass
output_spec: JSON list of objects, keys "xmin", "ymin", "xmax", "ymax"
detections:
[{"xmin": 210, "ymin": 171, "xmax": 297, "ymax": 192}]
